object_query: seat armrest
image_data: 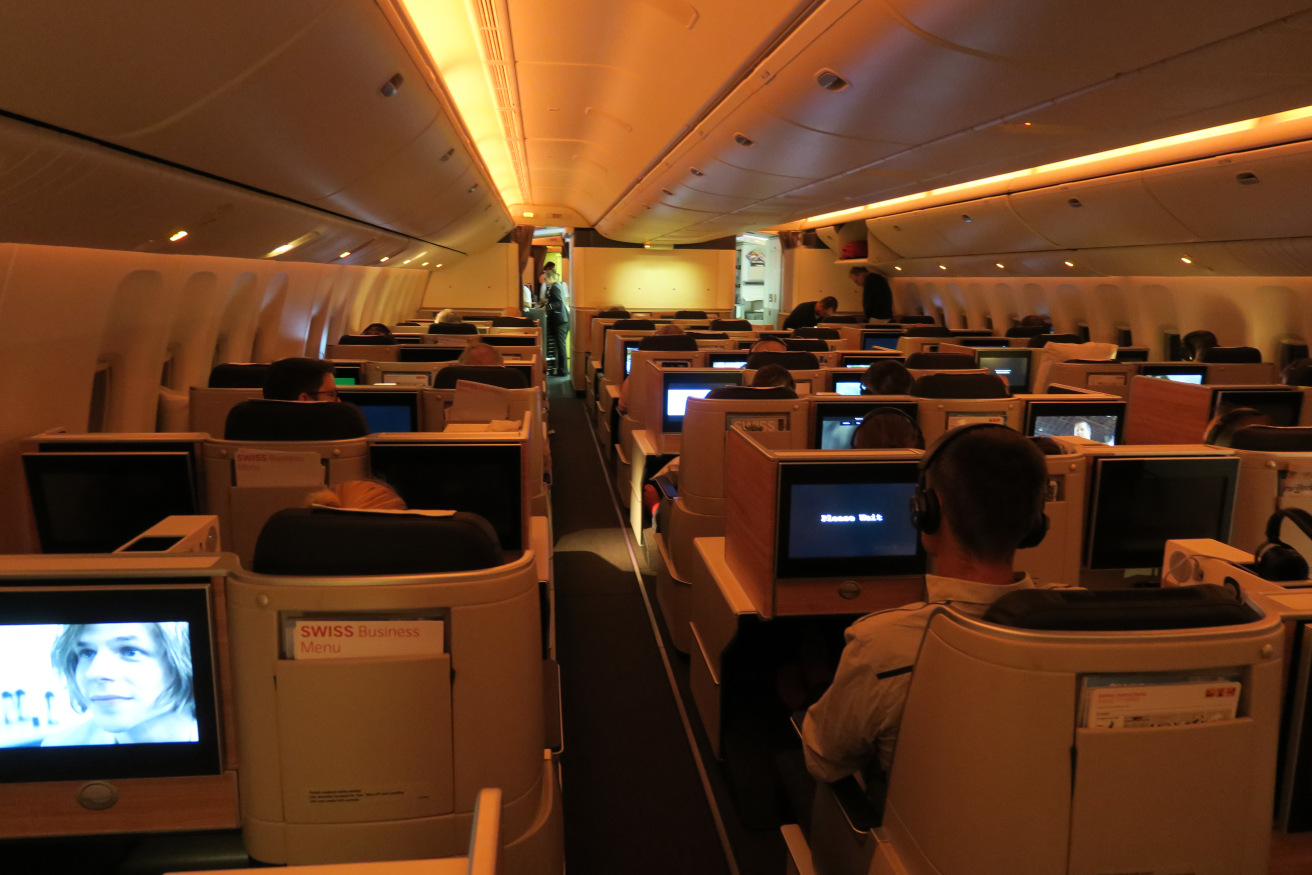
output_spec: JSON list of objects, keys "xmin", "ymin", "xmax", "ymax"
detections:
[{"xmin": 791, "ymin": 711, "xmax": 881, "ymax": 833}]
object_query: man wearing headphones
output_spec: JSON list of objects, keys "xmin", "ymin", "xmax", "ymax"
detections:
[{"xmin": 801, "ymin": 423, "xmax": 1049, "ymax": 784}]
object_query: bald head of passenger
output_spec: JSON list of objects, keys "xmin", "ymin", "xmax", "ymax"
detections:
[
  {"xmin": 457, "ymin": 342, "xmax": 504, "ymax": 367},
  {"xmin": 750, "ymin": 338, "xmax": 788, "ymax": 354}
]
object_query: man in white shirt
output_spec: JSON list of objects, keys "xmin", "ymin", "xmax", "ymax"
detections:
[{"xmin": 802, "ymin": 423, "xmax": 1050, "ymax": 783}]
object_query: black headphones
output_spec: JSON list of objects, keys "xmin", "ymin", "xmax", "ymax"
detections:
[
  {"xmin": 910, "ymin": 422, "xmax": 1049, "ymax": 549},
  {"xmin": 850, "ymin": 406, "xmax": 925, "ymax": 450},
  {"xmin": 1255, "ymin": 507, "xmax": 1312, "ymax": 581}
]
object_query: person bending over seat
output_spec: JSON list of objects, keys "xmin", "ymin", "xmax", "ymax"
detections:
[
  {"xmin": 802, "ymin": 424, "xmax": 1050, "ymax": 786},
  {"xmin": 264, "ymin": 357, "xmax": 340, "ymax": 402},
  {"xmin": 457, "ymin": 342, "xmax": 505, "ymax": 367},
  {"xmin": 849, "ymin": 267, "xmax": 892, "ymax": 323},
  {"xmin": 782, "ymin": 296, "xmax": 839, "ymax": 331}
]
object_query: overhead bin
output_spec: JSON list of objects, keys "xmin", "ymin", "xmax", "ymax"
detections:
[
  {"xmin": 1009, "ymin": 173, "xmax": 1197, "ymax": 249},
  {"xmin": 1145, "ymin": 140, "xmax": 1312, "ymax": 242}
]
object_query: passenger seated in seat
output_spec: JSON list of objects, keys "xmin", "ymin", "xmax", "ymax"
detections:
[
  {"xmin": 749, "ymin": 363, "xmax": 795, "ymax": 392},
  {"xmin": 361, "ymin": 322, "xmax": 395, "ymax": 341},
  {"xmin": 750, "ymin": 337, "xmax": 788, "ymax": 354},
  {"xmin": 1180, "ymin": 329, "xmax": 1218, "ymax": 362},
  {"xmin": 861, "ymin": 360, "xmax": 912, "ymax": 395},
  {"xmin": 802, "ymin": 424, "xmax": 1050, "ymax": 785},
  {"xmin": 264, "ymin": 357, "xmax": 340, "ymax": 402},
  {"xmin": 457, "ymin": 342, "xmax": 505, "ymax": 367},
  {"xmin": 617, "ymin": 324, "xmax": 687, "ymax": 414},
  {"xmin": 1283, "ymin": 357, "xmax": 1312, "ymax": 387},
  {"xmin": 1203, "ymin": 406, "xmax": 1273, "ymax": 447}
]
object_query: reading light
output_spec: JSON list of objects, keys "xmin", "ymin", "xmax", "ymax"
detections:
[
  {"xmin": 421, "ymin": 262, "xmax": 430, "ymax": 266},
  {"xmin": 522, "ymin": 211, "xmax": 535, "ymax": 218},
  {"xmin": 267, "ymin": 243, "xmax": 295, "ymax": 257},
  {"xmin": 938, "ymin": 265, "xmax": 948, "ymax": 270},
  {"xmin": 1181, "ymin": 256, "xmax": 1193, "ymax": 264},
  {"xmin": 379, "ymin": 73, "xmax": 404, "ymax": 97},
  {"xmin": 338, "ymin": 251, "xmax": 351, "ymax": 259},
  {"xmin": 1064, "ymin": 261, "xmax": 1075, "ymax": 267},
  {"xmin": 169, "ymin": 230, "xmax": 188, "ymax": 242},
  {"xmin": 962, "ymin": 214, "xmax": 972, "ymax": 223},
  {"xmin": 403, "ymin": 260, "xmax": 412, "ymax": 264},
  {"xmin": 816, "ymin": 69, "xmax": 849, "ymax": 91},
  {"xmin": 689, "ymin": 167, "xmax": 704, "ymax": 177},
  {"xmin": 380, "ymin": 256, "xmax": 390, "ymax": 262},
  {"xmin": 894, "ymin": 266, "xmax": 903, "ymax": 271},
  {"xmin": 734, "ymin": 133, "xmax": 755, "ymax": 147},
  {"xmin": 995, "ymin": 263, "xmax": 1005, "ymax": 269},
  {"xmin": 435, "ymin": 264, "xmax": 443, "ymax": 268}
]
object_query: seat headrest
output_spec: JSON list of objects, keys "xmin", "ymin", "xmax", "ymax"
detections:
[
  {"xmin": 1199, "ymin": 346, "xmax": 1263, "ymax": 364},
  {"xmin": 253, "ymin": 508, "xmax": 503, "ymax": 575},
  {"xmin": 1005, "ymin": 326, "xmax": 1049, "ymax": 338},
  {"xmin": 895, "ymin": 315, "xmax": 937, "ymax": 324},
  {"xmin": 785, "ymin": 338, "xmax": 830, "ymax": 352},
  {"xmin": 819, "ymin": 314, "xmax": 865, "ymax": 324},
  {"xmin": 208, "ymin": 363, "xmax": 270, "ymax": 389},
  {"xmin": 637, "ymin": 335, "xmax": 698, "ymax": 351},
  {"xmin": 705, "ymin": 385, "xmax": 797, "ymax": 400},
  {"xmin": 904, "ymin": 325, "xmax": 952, "ymax": 337},
  {"xmin": 224, "ymin": 399, "xmax": 370, "ymax": 440},
  {"xmin": 1227, "ymin": 425, "xmax": 1312, "ymax": 452},
  {"xmin": 909, "ymin": 372, "xmax": 1009, "ymax": 399},
  {"xmin": 905, "ymin": 352, "xmax": 977, "ymax": 370},
  {"xmin": 612, "ymin": 319, "xmax": 656, "ymax": 330},
  {"xmin": 686, "ymin": 331, "xmax": 729, "ymax": 340},
  {"xmin": 982, "ymin": 584, "xmax": 1258, "ymax": 630},
  {"xmin": 674, "ymin": 310, "xmax": 707, "ymax": 319},
  {"xmin": 746, "ymin": 351, "xmax": 820, "ymax": 370},
  {"xmin": 491, "ymin": 316, "xmax": 536, "ymax": 327},
  {"xmin": 337, "ymin": 334, "xmax": 393, "ymax": 345},
  {"xmin": 432, "ymin": 366, "xmax": 530, "ymax": 389},
  {"xmin": 710, "ymin": 319, "xmax": 753, "ymax": 331},
  {"xmin": 1028, "ymin": 333, "xmax": 1083, "ymax": 347},
  {"xmin": 428, "ymin": 322, "xmax": 479, "ymax": 334},
  {"xmin": 597, "ymin": 308, "xmax": 630, "ymax": 319},
  {"xmin": 793, "ymin": 327, "xmax": 842, "ymax": 339}
]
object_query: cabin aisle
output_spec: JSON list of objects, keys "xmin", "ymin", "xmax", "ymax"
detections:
[{"xmin": 548, "ymin": 381, "xmax": 734, "ymax": 874}]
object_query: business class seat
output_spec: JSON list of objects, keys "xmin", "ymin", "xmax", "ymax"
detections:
[
  {"xmin": 224, "ymin": 399, "xmax": 370, "ymax": 441},
  {"xmin": 432, "ymin": 365, "xmax": 531, "ymax": 390},
  {"xmin": 908, "ymin": 372, "xmax": 1009, "ymax": 399},
  {"xmin": 228, "ymin": 508, "xmax": 562, "ymax": 874},
  {"xmin": 638, "ymin": 334, "xmax": 699, "ymax": 351},
  {"xmin": 902, "ymin": 352, "xmax": 976, "ymax": 371},
  {"xmin": 612, "ymin": 318, "xmax": 656, "ymax": 331},
  {"xmin": 791, "ymin": 586, "xmax": 1283, "ymax": 875},
  {"xmin": 786, "ymin": 338, "xmax": 831, "ymax": 352},
  {"xmin": 1004, "ymin": 325, "xmax": 1049, "ymax": 338},
  {"xmin": 711, "ymin": 318, "xmax": 753, "ymax": 331},
  {"xmin": 793, "ymin": 327, "xmax": 842, "ymax": 339},
  {"xmin": 429, "ymin": 322, "xmax": 480, "ymax": 334},
  {"xmin": 675, "ymin": 309, "xmax": 708, "ymax": 319},
  {"xmin": 1199, "ymin": 345, "xmax": 1264, "ymax": 364},
  {"xmin": 747, "ymin": 351, "xmax": 822, "ymax": 371},
  {"xmin": 493, "ymin": 315, "xmax": 537, "ymax": 327},
  {"xmin": 657, "ymin": 396, "xmax": 808, "ymax": 652},
  {"xmin": 1229, "ymin": 424, "xmax": 1312, "ymax": 451}
]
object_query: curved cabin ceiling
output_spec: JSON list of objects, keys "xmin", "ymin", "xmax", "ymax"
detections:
[{"xmin": 1, "ymin": 0, "xmax": 1312, "ymax": 258}]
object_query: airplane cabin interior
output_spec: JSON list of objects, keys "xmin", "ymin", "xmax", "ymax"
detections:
[{"xmin": 7, "ymin": 2, "xmax": 1312, "ymax": 874}]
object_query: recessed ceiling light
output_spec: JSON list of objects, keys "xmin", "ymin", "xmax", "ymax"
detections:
[
  {"xmin": 689, "ymin": 168, "xmax": 704, "ymax": 177},
  {"xmin": 522, "ymin": 211, "xmax": 535, "ymax": 218},
  {"xmin": 1064, "ymin": 261, "xmax": 1075, "ymax": 267},
  {"xmin": 380, "ymin": 256, "xmax": 390, "ymax": 262},
  {"xmin": 995, "ymin": 263, "xmax": 1005, "ymax": 269},
  {"xmin": 403, "ymin": 260, "xmax": 411, "ymax": 264},
  {"xmin": 1181, "ymin": 256, "xmax": 1193, "ymax": 264},
  {"xmin": 893, "ymin": 266, "xmax": 903, "ymax": 271},
  {"xmin": 421, "ymin": 262, "xmax": 429, "ymax": 266},
  {"xmin": 938, "ymin": 265, "xmax": 948, "ymax": 270},
  {"xmin": 338, "ymin": 251, "xmax": 351, "ymax": 259},
  {"xmin": 435, "ymin": 264, "xmax": 443, "ymax": 268},
  {"xmin": 169, "ymin": 230, "xmax": 188, "ymax": 242},
  {"xmin": 266, "ymin": 243, "xmax": 295, "ymax": 257}
]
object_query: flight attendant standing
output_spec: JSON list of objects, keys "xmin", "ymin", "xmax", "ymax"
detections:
[{"xmin": 540, "ymin": 262, "xmax": 569, "ymax": 376}]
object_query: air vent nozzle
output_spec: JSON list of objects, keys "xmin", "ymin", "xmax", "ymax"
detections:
[{"xmin": 816, "ymin": 69, "xmax": 849, "ymax": 91}]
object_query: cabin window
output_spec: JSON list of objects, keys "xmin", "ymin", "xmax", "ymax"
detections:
[{"xmin": 88, "ymin": 359, "xmax": 112, "ymax": 433}]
